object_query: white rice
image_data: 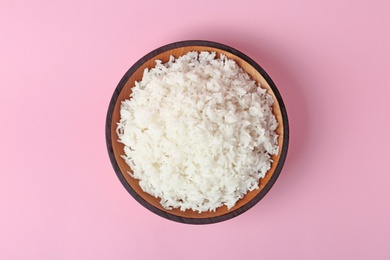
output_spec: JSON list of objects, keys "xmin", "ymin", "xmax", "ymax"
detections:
[{"xmin": 116, "ymin": 51, "xmax": 279, "ymax": 213}]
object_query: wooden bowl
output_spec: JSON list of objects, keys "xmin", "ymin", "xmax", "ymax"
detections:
[{"xmin": 106, "ymin": 40, "xmax": 289, "ymax": 224}]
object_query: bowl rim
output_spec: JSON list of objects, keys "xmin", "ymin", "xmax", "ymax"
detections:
[{"xmin": 106, "ymin": 40, "xmax": 289, "ymax": 224}]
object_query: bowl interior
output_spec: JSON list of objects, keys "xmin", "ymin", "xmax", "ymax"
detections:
[{"xmin": 109, "ymin": 45, "xmax": 285, "ymax": 220}]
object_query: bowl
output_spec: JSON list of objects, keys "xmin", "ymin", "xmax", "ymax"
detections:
[{"xmin": 106, "ymin": 40, "xmax": 289, "ymax": 224}]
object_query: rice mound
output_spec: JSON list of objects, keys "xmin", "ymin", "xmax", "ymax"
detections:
[{"xmin": 116, "ymin": 51, "xmax": 279, "ymax": 213}]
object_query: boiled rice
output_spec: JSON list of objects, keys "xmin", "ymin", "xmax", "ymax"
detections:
[{"xmin": 116, "ymin": 51, "xmax": 279, "ymax": 213}]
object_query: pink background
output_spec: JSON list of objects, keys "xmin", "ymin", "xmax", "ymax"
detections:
[{"xmin": 1, "ymin": 0, "xmax": 390, "ymax": 259}]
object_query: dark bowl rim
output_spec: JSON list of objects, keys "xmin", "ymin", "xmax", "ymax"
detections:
[{"xmin": 105, "ymin": 40, "xmax": 289, "ymax": 224}]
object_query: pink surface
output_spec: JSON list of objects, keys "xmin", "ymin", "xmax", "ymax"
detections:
[{"xmin": 1, "ymin": 0, "xmax": 390, "ymax": 259}]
